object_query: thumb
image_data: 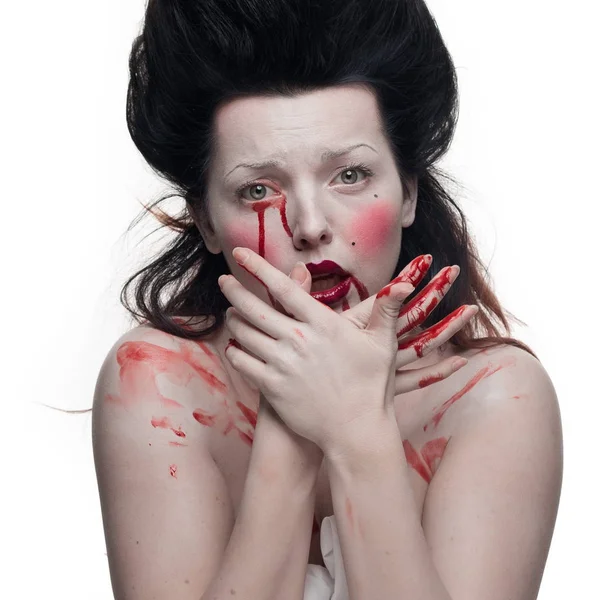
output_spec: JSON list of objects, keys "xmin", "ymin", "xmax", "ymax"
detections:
[
  {"xmin": 289, "ymin": 261, "xmax": 312, "ymax": 293},
  {"xmin": 367, "ymin": 279, "xmax": 414, "ymax": 338}
]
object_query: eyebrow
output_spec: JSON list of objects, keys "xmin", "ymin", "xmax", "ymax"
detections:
[{"xmin": 224, "ymin": 143, "xmax": 378, "ymax": 181}]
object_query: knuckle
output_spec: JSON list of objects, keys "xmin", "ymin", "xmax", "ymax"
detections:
[
  {"xmin": 239, "ymin": 298, "xmax": 254, "ymax": 316},
  {"xmin": 288, "ymin": 332, "xmax": 306, "ymax": 354},
  {"xmin": 262, "ymin": 370, "xmax": 281, "ymax": 397},
  {"xmin": 312, "ymin": 319, "xmax": 330, "ymax": 338},
  {"xmin": 273, "ymin": 278, "xmax": 294, "ymax": 298}
]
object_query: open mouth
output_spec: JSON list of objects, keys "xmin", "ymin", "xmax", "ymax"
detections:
[{"xmin": 310, "ymin": 274, "xmax": 345, "ymax": 293}]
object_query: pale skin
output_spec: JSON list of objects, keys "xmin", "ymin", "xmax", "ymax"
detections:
[
  {"xmin": 219, "ymin": 246, "xmax": 477, "ymax": 454},
  {"xmin": 93, "ymin": 84, "xmax": 563, "ymax": 600}
]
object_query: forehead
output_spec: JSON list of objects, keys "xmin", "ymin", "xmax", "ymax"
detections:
[{"xmin": 212, "ymin": 84, "xmax": 385, "ymax": 169}]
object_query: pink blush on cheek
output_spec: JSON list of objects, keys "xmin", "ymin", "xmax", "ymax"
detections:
[
  {"xmin": 224, "ymin": 223, "xmax": 255, "ymax": 253},
  {"xmin": 348, "ymin": 200, "xmax": 398, "ymax": 256},
  {"xmin": 225, "ymin": 223, "xmax": 278, "ymax": 263},
  {"xmin": 224, "ymin": 223, "xmax": 258, "ymax": 262}
]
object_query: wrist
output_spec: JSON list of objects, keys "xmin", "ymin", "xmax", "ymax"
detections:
[
  {"xmin": 253, "ymin": 407, "xmax": 323, "ymax": 482},
  {"xmin": 323, "ymin": 408, "xmax": 401, "ymax": 473}
]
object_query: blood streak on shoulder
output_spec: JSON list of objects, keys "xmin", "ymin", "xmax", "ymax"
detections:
[{"xmin": 403, "ymin": 437, "xmax": 450, "ymax": 483}]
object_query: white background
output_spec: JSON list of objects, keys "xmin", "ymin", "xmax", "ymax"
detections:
[{"xmin": 2, "ymin": 1, "xmax": 598, "ymax": 598}]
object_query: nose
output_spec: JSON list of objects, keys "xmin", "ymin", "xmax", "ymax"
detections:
[{"xmin": 290, "ymin": 200, "xmax": 334, "ymax": 250}]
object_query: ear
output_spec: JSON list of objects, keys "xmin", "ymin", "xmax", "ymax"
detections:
[
  {"xmin": 400, "ymin": 176, "xmax": 418, "ymax": 228},
  {"xmin": 186, "ymin": 201, "xmax": 222, "ymax": 255}
]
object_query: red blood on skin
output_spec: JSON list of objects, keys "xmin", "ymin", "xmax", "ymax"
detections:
[
  {"xmin": 109, "ymin": 317, "xmax": 257, "ymax": 451},
  {"xmin": 169, "ymin": 464, "xmax": 178, "ymax": 478},
  {"xmin": 192, "ymin": 406, "xmax": 255, "ymax": 448},
  {"xmin": 398, "ymin": 305, "xmax": 470, "ymax": 358},
  {"xmin": 423, "ymin": 355, "xmax": 517, "ymax": 431},
  {"xmin": 226, "ymin": 338, "xmax": 243, "ymax": 352},
  {"xmin": 396, "ymin": 266, "xmax": 455, "ymax": 336},
  {"xmin": 228, "ymin": 190, "xmax": 372, "ymax": 309},
  {"xmin": 111, "ymin": 340, "xmax": 228, "ymax": 408},
  {"xmin": 151, "ymin": 416, "xmax": 187, "ymax": 438},
  {"xmin": 376, "ymin": 254, "xmax": 433, "ymax": 300},
  {"xmin": 376, "ymin": 283, "xmax": 393, "ymax": 300},
  {"xmin": 251, "ymin": 195, "xmax": 293, "ymax": 257},
  {"xmin": 192, "ymin": 409, "xmax": 217, "ymax": 427},
  {"xmin": 403, "ymin": 437, "xmax": 450, "ymax": 483},
  {"xmin": 403, "ymin": 439, "xmax": 431, "ymax": 482},
  {"xmin": 401, "ymin": 254, "xmax": 433, "ymax": 287},
  {"xmin": 293, "ymin": 327, "xmax": 305, "ymax": 339},
  {"xmin": 110, "ymin": 342, "xmax": 256, "ymax": 445},
  {"xmin": 418, "ymin": 373, "xmax": 445, "ymax": 388},
  {"xmin": 421, "ymin": 437, "xmax": 450, "ymax": 475},
  {"xmin": 236, "ymin": 400, "xmax": 258, "ymax": 428}
]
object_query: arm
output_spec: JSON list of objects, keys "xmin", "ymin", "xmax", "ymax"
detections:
[
  {"xmin": 202, "ymin": 399, "xmax": 322, "ymax": 600},
  {"xmin": 324, "ymin": 348, "xmax": 563, "ymax": 600},
  {"xmin": 92, "ymin": 330, "xmax": 320, "ymax": 600}
]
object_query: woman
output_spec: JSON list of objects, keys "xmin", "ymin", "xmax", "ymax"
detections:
[{"xmin": 92, "ymin": 1, "xmax": 562, "ymax": 599}]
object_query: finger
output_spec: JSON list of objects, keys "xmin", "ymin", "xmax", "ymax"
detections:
[
  {"xmin": 291, "ymin": 263, "xmax": 336, "ymax": 314},
  {"xmin": 232, "ymin": 247, "xmax": 331, "ymax": 323},
  {"xmin": 290, "ymin": 262, "xmax": 313, "ymax": 294},
  {"xmin": 225, "ymin": 307, "xmax": 280, "ymax": 364},
  {"xmin": 397, "ymin": 253, "xmax": 433, "ymax": 287},
  {"xmin": 223, "ymin": 337, "xmax": 268, "ymax": 392},
  {"xmin": 394, "ymin": 355, "xmax": 469, "ymax": 395},
  {"xmin": 367, "ymin": 280, "xmax": 415, "ymax": 337},
  {"xmin": 396, "ymin": 304, "xmax": 479, "ymax": 365},
  {"xmin": 266, "ymin": 261, "xmax": 313, "ymax": 316},
  {"xmin": 337, "ymin": 254, "xmax": 434, "ymax": 329},
  {"xmin": 396, "ymin": 265, "xmax": 459, "ymax": 337},
  {"xmin": 218, "ymin": 274, "xmax": 293, "ymax": 340}
]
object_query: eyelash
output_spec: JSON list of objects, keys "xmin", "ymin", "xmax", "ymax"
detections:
[{"xmin": 234, "ymin": 162, "xmax": 375, "ymax": 201}]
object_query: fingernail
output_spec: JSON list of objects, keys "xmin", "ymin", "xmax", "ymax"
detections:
[
  {"xmin": 451, "ymin": 358, "xmax": 468, "ymax": 370},
  {"xmin": 233, "ymin": 247, "xmax": 250, "ymax": 264},
  {"xmin": 292, "ymin": 261, "xmax": 308, "ymax": 283}
]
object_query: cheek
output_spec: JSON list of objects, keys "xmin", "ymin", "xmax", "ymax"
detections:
[
  {"xmin": 222, "ymin": 222, "xmax": 256, "ymax": 253},
  {"xmin": 222, "ymin": 212, "xmax": 281, "ymax": 258},
  {"xmin": 347, "ymin": 200, "xmax": 399, "ymax": 257}
]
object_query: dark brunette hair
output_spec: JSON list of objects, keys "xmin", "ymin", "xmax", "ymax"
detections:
[{"xmin": 121, "ymin": 0, "xmax": 536, "ymax": 358}]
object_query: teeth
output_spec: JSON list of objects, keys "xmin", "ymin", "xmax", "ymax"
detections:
[{"xmin": 311, "ymin": 275, "xmax": 343, "ymax": 292}]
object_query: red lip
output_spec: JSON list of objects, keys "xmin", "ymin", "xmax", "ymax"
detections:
[
  {"xmin": 309, "ymin": 276, "xmax": 352, "ymax": 304},
  {"xmin": 305, "ymin": 260, "xmax": 349, "ymax": 280}
]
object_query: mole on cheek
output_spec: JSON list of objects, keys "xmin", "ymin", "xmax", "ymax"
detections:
[{"xmin": 348, "ymin": 200, "xmax": 397, "ymax": 256}]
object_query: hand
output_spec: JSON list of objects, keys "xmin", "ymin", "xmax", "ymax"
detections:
[
  {"xmin": 254, "ymin": 389, "xmax": 324, "ymax": 469},
  {"xmin": 292, "ymin": 254, "xmax": 478, "ymax": 395},
  {"xmin": 219, "ymin": 247, "xmax": 458, "ymax": 452},
  {"xmin": 247, "ymin": 263, "xmax": 327, "ymax": 470}
]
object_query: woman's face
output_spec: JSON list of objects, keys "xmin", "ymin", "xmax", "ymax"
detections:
[{"xmin": 194, "ymin": 83, "xmax": 417, "ymax": 312}]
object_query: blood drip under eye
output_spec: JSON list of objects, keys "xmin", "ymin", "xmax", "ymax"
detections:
[{"xmin": 225, "ymin": 191, "xmax": 370, "ymax": 308}]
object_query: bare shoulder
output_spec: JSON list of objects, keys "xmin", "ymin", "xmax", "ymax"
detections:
[
  {"xmin": 448, "ymin": 342, "xmax": 562, "ymax": 436},
  {"xmin": 92, "ymin": 322, "xmax": 236, "ymax": 452},
  {"xmin": 421, "ymin": 343, "xmax": 563, "ymax": 600},
  {"xmin": 466, "ymin": 343, "xmax": 558, "ymax": 403},
  {"xmin": 92, "ymin": 324, "xmax": 239, "ymax": 599}
]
